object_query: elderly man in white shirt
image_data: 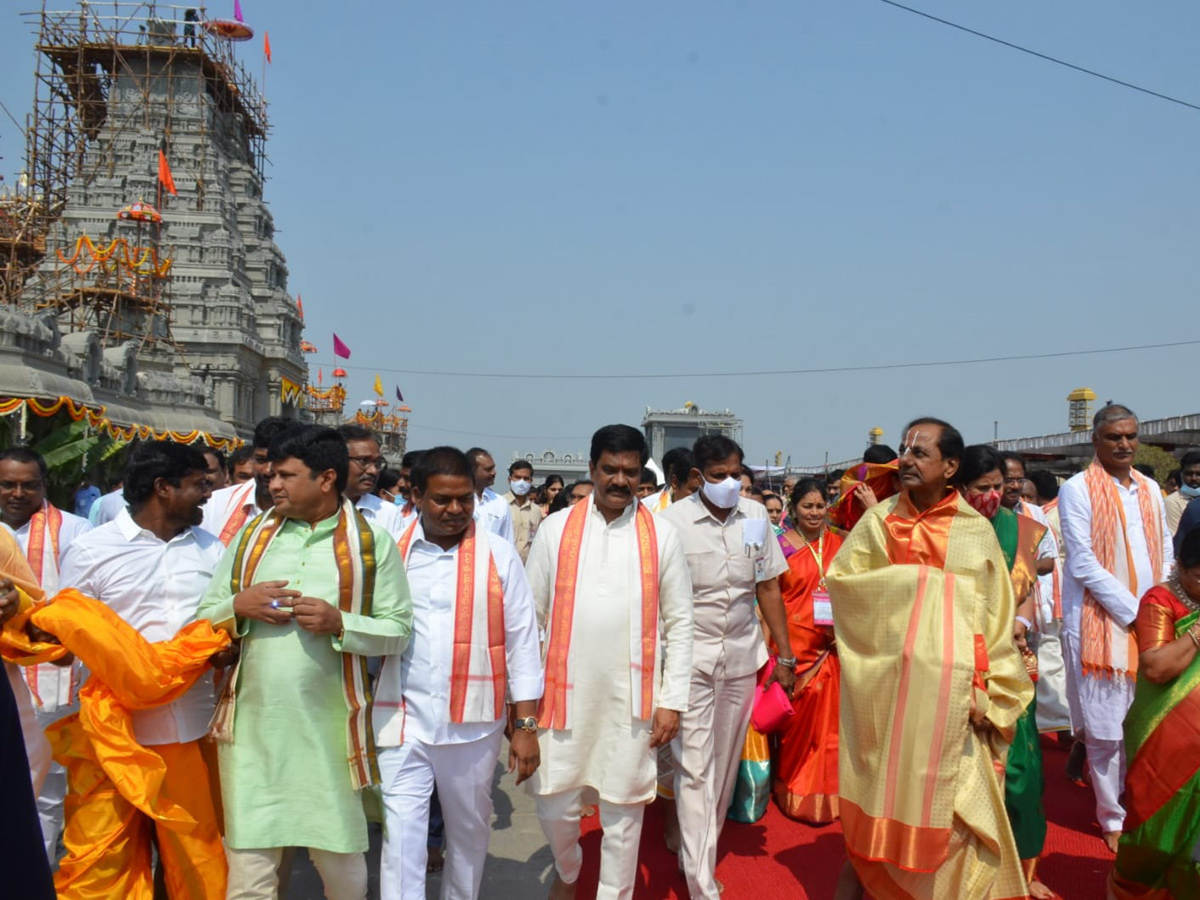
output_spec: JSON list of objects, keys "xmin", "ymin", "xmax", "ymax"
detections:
[
  {"xmin": 0, "ymin": 447, "xmax": 91, "ymax": 859},
  {"xmin": 658, "ymin": 435, "xmax": 796, "ymax": 900},
  {"xmin": 1058, "ymin": 405, "xmax": 1173, "ymax": 852},
  {"xmin": 56, "ymin": 440, "xmax": 233, "ymax": 897},
  {"xmin": 336, "ymin": 424, "xmax": 406, "ymax": 539},
  {"xmin": 201, "ymin": 416, "xmax": 295, "ymax": 545},
  {"xmin": 466, "ymin": 447, "xmax": 515, "ymax": 543},
  {"xmin": 528, "ymin": 425, "xmax": 694, "ymax": 900},
  {"xmin": 375, "ymin": 447, "xmax": 542, "ymax": 900}
]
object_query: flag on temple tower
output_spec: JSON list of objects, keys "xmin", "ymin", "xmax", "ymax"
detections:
[
  {"xmin": 234, "ymin": 0, "xmax": 245, "ymax": 23},
  {"xmin": 264, "ymin": 31, "xmax": 272, "ymax": 63},
  {"xmin": 332, "ymin": 334, "xmax": 351, "ymax": 359},
  {"xmin": 157, "ymin": 149, "xmax": 177, "ymax": 196},
  {"xmin": 373, "ymin": 375, "xmax": 384, "ymax": 397},
  {"xmin": 296, "ymin": 294, "xmax": 303, "ymax": 320},
  {"xmin": 395, "ymin": 385, "xmax": 404, "ymax": 403},
  {"xmin": 318, "ymin": 368, "xmax": 323, "ymax": 384}
]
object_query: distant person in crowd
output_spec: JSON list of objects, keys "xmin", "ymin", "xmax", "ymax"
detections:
[
  {"xmin": 659, "ymin": 435, "xmax": 795, "ymax": 899},
  {"xmin": 227, "ymin": 446, "xmax": 255, "ymax": 485},
  {"xmin": 396, "ymin": 450, "xmax": 425, "ymax": 530},
  {"xmin": 72, "ymin": 475, "xmax": 100, "ymax": 519},
  {"xmin": 183, "ymin": 8, "xmax": 198, "ymax": 47},
  {"xmin": 56, "ymin": 441, "xmax": 230, "ymax": 898},
  {"xmin": 738, "ymin": 466, "xmax": 756, "ymax": 499},
  {"xmin": 781, "ymin": 474, "xmax": 799, "ymax": 500},
  {"xmin": 374, "ymin": 468, "xmax": 403, "ymax": 504},
  {"xmin": 88, "ymin": 474, "xmax": 127, "ymax": 526},
  {"xmin": 201, "ymin": 417, "xmax": 293, "ymax": 546},
  {"xmin": 336, "ymin": 424, "xmax": 406, "ymax": 540},
  {"xmin": 1163, "ymin": 469, "xmax": 1181, "ymax": 496},
  {"xmin": 527, "ymin": 425, "xmax": 693, "ymax": 900},
  {"xmin": 1133, "ymin": 464, "xmax": 1157, "ymax": 483},
  {"xmin": 643, "ymin": 448, "xmax": 699, "ymax": 514},
  {"xmin": 1166, "ymin": 451, "xmax": 1200, "ymax": 535},
  {"xmin": 376, "ymin": 447, "xmax": 541, "ymax": 900},
  {"xmin": 565, "ymin": 480, "xmax": 594, "ymax": 508},
  {"xmin": 829, "ymin": 418, "xmax": 1031, "ymax": 900},
  {"xmin": 203, "ymin": 448, "xmax": 228, "ymax": 491},
  {"xmin": 773, "ymin": 478, "xmax": 842, "ymax": 824},
  {"xmin": 198, "ymin": 425, "xmax": 412, "ymax": 900},
  {"xmin": 1059, "ymin": 405, "xmax": 1172, "ymax": 853},
  {"xmin": 764, "ymin": 493, "xmax": 785, "ymax": 533},
  {"xmin": 960, "ymin": 446, "xmax": 1054, "ymax": 899},
  {"xmin": 863, "ymin": 444, "xmax": 899, "ymax": 465},
  {"xmin": 637, "ymin": 468, "xmax": 659, "ymax": 500},
  {"xmin": 505, "ymin": 459, "xmax": 543, "ymax": 564},
  {"xmin": 1109, "ymin": 526, "xmax": 1200, "ymax": 899},
  {"xmin": 538, "ymin": 475, "xmax": 564, "ymax": 516},
  {"xmin": 466, "ymin": 448, "xmax": 514, "ymax": 543},
  {"xmin": 825, "ymin": 469, "xmax": 845, "ymax": 505},
  {"xmin": 0, "ymin": 448, "xmax": 91, "ymax": 859},
  {"xmin": 0, "ymin": 539, "xmax": 56, "ymax": 900}
]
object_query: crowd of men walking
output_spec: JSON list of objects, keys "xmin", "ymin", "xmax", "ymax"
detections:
[{"xmin": 1, "ymin": 403, "xmax": 1198, "ymax": 900}]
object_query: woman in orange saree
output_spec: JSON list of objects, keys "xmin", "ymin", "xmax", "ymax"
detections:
[{"xmin": 771, "ymin": 478, "xmax": 843, "ymax": 823}]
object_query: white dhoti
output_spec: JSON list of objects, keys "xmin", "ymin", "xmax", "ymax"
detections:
[
  {"xmin": 673, "ymin": 665, "xmax": 756, "ymax": 900},
  {"xmin": 535, "ymin": 789, "xmax": 646, "ymax": 900},
  {"xmin": 377, "ymin": 730, "xmax": 504, "ymax": 900}
]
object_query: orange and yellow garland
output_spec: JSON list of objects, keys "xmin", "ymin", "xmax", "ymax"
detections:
[
  {"xmin": 0, "ymin": 395, "xmax": 241, "ymax": 451},
  {"xmin": 56, "ymin": 235, "xmax": 173, "ymax": 279}
]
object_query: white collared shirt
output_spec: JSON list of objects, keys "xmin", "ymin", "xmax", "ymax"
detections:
[
  {"xmin": 374, "ymin": 520, "xmax": 541, "ymax": 747},
  {"xmin": 57, "ymin": 510, "xmax": 225, "ymax": 746},
  {"xmin": 473, "ymin": 487, "xmax": 515, "ymax": 543},
  {"xmin": 354, "ymin": 492, "xmax": 407, "ymax": 540},
  {"xmin": 88, "ymin": 488, "xmax": 127, "ymax": 526}
]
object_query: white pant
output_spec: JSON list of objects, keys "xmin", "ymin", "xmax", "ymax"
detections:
[
  {"xmin": 377, "ymin": 730, "xmax": 503, "ymax": 900},
  {"xmin": 672, "ymin": 668, "xmax": 755, "ymax": 900},
  {"xmin": 1084, "ymin": 735, "xmax": 1126, "ymax": 833},
  {"xmin": 535, "ymin": 789, "xmax": 645, "ymax": 900},
  {"xmin": 225, "ymin": 845, "xmax": 366, "ymax": 900}
]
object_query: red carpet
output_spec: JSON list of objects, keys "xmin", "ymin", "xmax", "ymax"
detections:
[{"xmin": 572, "ymin": 736, "xmax": 1112, "ymax": 899}]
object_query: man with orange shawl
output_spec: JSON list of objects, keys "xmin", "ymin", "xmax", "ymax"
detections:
[
  {"xmin": 828, "ymin": 417, "xmax": 1033, "ymax": 900},
  {"xmin": 1058, "ymin": 404, "xmax": 1173, "ymax": 853}
]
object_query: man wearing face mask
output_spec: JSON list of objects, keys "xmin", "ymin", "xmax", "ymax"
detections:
[
  {"xmin": 504, "ymin": 459, "xmax": 543, "ymax": 564},
  {"xmin": 1166, "ymin": 450, "xmax": 1200, "ymax": 535},
  {"xmin": 658, "ymin": 434, "xmax": 795, "ymax": 900}
]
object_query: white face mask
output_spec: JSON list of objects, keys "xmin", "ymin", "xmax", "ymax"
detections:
[
  {"xmin": 509, "ymin": 479, "xmax": 533, "ymax": 497},
  {"xmin": 701, "ymin": 476, "xmax": 741, "ymax": 510}
]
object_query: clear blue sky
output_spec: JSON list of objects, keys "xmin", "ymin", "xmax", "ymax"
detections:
[{"xmin": 3, "ymin": 1, "xmax": 1198, "ymax": 468}]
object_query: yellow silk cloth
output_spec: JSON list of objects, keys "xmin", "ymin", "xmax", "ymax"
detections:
[
  {"xmin": 2, "ymin": 590, "xmax": 230, "ymax": 899},
  {"xmin": 828, "ymin": 495, "xmax": 1033, "ymax": 900}
]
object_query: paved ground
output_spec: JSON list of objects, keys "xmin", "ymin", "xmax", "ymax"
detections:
[{"xmin": 287, "ymin": 756, "xmax": 552, "ymax": 899}]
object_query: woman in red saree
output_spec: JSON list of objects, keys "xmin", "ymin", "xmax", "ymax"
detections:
[{"xmin": 771, "ymin": 478, "xmax": 843, "ymax": 823}]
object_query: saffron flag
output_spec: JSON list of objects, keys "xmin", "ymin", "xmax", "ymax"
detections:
[
  {"xmin": 332, "ymin": 333, "xmax": 351, "ymax": 359},
  {"xmin": 264, "ymin": 31, "xmax": 272, "ymax": 63},
  {"xmin": 373, "ymin": 375, "xmax": 384, "ymax": 396},
  {"xmin": 395, "ymin": 385, "xmax": 404, "ymax": 403},
  {"xmin": 318, "ymin": 368, "xmax": 323, "ymax": 384},
  {"xmin": 296, "ymin": 294, "xmax": 303, "ymax": 320},
  {"xmin": 157, "ymin": 149, "xmax": 177, "ymax": 196},
  {"xmin": 280, "ymin": 377, "xmax": 303, "ymax": 406}
]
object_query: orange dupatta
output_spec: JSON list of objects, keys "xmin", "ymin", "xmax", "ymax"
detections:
[
  {"xmin": 539, "ymin": 498, "xmax": 659, "ymax": 730},
  {"xmin": 1081, "ymin": 462, "xmax": 1164, "ymax": 681},
  {"xmin": 397, "ymin": 520, "xmax": 507, "ymax": 723}
]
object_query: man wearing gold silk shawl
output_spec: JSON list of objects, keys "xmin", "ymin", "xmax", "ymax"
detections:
[{"xmin": 828, "ymin": 417, "xmax": 1034, "ymax": 900}]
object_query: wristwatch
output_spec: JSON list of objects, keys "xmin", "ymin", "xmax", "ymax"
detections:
[
  {"xmin": 516, "ymin": 715, "xmax": 539, "ymax": 734},
  {"xmin": 776, "ymin": 656, "xmax": 798, "ymax": 669}
]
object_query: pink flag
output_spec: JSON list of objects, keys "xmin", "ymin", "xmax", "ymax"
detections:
[
  {"xmin": 332, "ymin": 333, "xmax": 351, "ymax": 359},
  {"xmin": 234, "ymin": 0, "xmax": 244, "ymax": 23}
]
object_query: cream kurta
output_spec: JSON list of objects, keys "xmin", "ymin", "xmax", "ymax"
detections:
[{"xmin": 526, "ymin": 497, "xmax": 693, "ymax": 804}]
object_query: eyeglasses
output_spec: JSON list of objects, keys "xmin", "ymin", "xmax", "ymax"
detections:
[{"xmin": 348, "ymin": 456, "xmax": 384, "ymax": 471}]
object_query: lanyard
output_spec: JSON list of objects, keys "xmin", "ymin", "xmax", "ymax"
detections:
[{"xmin": 799, "ymin": 528, "xmax": 827, "ymax": 590}]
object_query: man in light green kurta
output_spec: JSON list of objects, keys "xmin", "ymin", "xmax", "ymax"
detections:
[{"xmin": 197, "ymin": 425, "xmax": 411, "ymax": 900}]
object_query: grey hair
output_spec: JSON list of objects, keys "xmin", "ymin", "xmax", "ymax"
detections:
[{"xmin": 1093, "ymin": 403, "xmax": 1138, "ymax": 435}]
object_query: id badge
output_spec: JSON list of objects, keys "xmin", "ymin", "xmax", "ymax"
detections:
[
  {"xmin": 754, "ymin": 555, "xmax": 767, "ymax": 581},
  {"xmin": 812, "ymin": 589, "xmax": 833, "ymax": 626}
]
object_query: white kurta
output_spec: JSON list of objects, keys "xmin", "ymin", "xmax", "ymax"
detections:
[
  {"xmin": 526, "ymin": 497, "xmax": 693, "ymax": 804},
  {"xmin": 1058, "ymin": 471, "xmax": 1173, "ymax": 741},
  {"xmin": 474, "ymin": 487, "xmax": 515, "ymax": 544},
  {"xmin": 198, "ymin": 480, "xmax": 260, "ymax": 542},
  {"xmin": 353, "ymin": 492, "xmax": 407, "ymax": 542}
]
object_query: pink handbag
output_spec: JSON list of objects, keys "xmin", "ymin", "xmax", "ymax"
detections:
[{"xmin": 750, "ymin": 658, "xmax": 795, "ymax": 734}]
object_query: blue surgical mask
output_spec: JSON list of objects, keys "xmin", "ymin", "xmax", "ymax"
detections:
[{"xmin": 1181, "ymin": 483, "xmax": 1200, "ymax": 500}]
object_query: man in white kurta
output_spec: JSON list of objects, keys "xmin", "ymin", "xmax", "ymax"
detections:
[
  {"xmin": 375, "ymin": 448, "xmax": 542, "ymax": 900},
  {"xmin": 527, "ymin": 426, "xmax": 694, "ymax": 900},
  {"xmin": 337, "ymin": 424, "xmax": 407, "ymax": 540},
  {"xmin": 467, "ymin": 448, "xmax": 515, "ymax": 542},
  {"xmin": 1058, "ymin": 407, "xmax": 1173, "ymax": 848},
  {"xmin": 0, "ymin": 448, "xmax": 91, "ymax": 858},
  {"xmin": 200, "ymin": 416, "xmax": 294, "ymax": 545}
]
